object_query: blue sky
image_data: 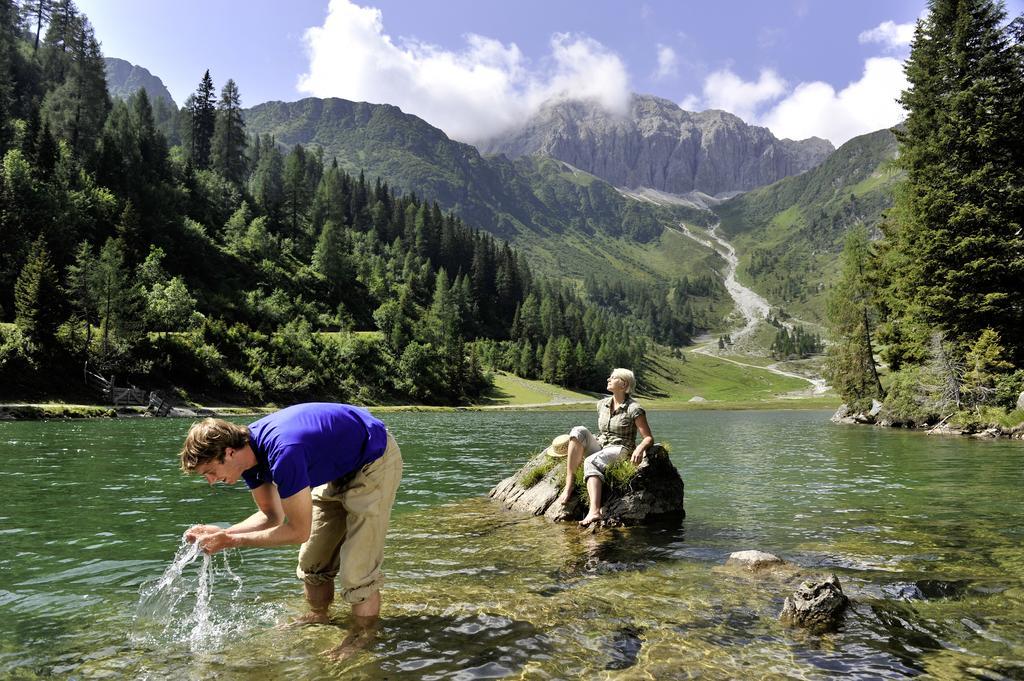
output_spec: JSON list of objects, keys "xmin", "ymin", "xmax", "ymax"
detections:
[{"xmin": 77, "ymin": 0, "xmax": 1024, "ymax": 146}]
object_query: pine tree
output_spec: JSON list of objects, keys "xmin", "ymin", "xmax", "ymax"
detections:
[
  {"xmin": 283, "ymin": 144, "xmax": 313, "ymax": 241},
  {"xmin": 189, "ymin": 70, "xmax": 216, "ymax": 169},
  {"xmin": 890, "ymin": 0, "xmax": 1024, "ymax": 363},
  {"xmin": 211, "ymin": 78, "xmax": 246, "ymax": 184},
  {"xmin": 93, "ymin": 237, "xmax": 144, "ymax": 356},
  {"xmin": 250, "ymin": 136, "xmax": 284, "ymax": 227},
  {"xmin": 64, "ymin": 239, "xmax": 96, "ymax": 353},
  {"xmin": 15, "ymin": 234, "xmax": 62, "ymax": 352},
  {"xmin": 312, "ymin": 219, "xmax": 351, "ymax": 304},
  {"xmin": 39, "ymin": 5, "xmax": 110, "ymax": 163},
  {"xmin": 1, "ymin": 0, "xmax": 25, "ymax": 152},
  {"xmin": 825, "ymin": 224, "xmax": 884, "ymax": 405}
]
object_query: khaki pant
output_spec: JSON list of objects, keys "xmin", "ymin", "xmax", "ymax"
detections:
[
  {"xmin": 570, "ymin": 425, "xmax": 627, "ymax": 483},
  {"xmin": 296, "ymin": 432, "xmax": 403, "ymax": 604}
]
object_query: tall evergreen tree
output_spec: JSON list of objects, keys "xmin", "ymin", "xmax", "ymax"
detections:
[
  {"xmin": 39, "ymin": 4, "xmax": 109, "ymax": 163},
  {"xmin": 64, "ymin": 239, "xmax": 96, "ymax": 353},
  {"xmin": 211, "ymin": 78, "xmax": 246, "ymax": 184},
  {"xmin": 188, "ymin": 70, "xmax": 216, "ymax": 169},
  {"xmin": 283, "ymin": 144, "xmax": 313, "ymax": 241},
  {"xmin": 21, "ymin": 0, "xmax": 53, "ymax": 52},
  {"xmin": 93, "ymin": 237, "xmax": 144, "ymax": 357},
  {"xmin": 0, "ymin": 0, "xmax": 23, "ymax": 152},
  {"xmin": 15, "ymin": 234, "xmax": 62, "ymax": 351},
  {"xmin": 825, "ymin": 224, "xmax": 884, "ymax": 405},
  {"xmin": 889, "ymin": 0, "xmax": 1024, "ymax": 363},
  {"xmin": 250, "ymin": 135, "xmax": 284, "ymax": 227}
]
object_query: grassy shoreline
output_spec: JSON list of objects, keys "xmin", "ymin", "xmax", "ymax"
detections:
[{"xmin": 0, "ymin": 396, "xmax": 840, "ymax": 421}]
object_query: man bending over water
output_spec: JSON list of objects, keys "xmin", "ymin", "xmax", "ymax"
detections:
[{"xmin": 179, "ymin": 403, "xmax": 403, "ymax": 659}]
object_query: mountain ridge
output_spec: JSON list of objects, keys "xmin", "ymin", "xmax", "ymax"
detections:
[
  {"xmin": 480, "ymin": 94, "xmax": 834, "ymax": 196},
  {"xmin": 103, "ymin": 57, "xmax": 176, "ymax": 106},
  {"xmin": 241, "ymin": 96, "xmax": 725, "ymax": 282}
]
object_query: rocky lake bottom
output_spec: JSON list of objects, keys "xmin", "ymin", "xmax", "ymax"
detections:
[{"xmin": 1, "ymin": 409, "xmax": 1022, "ymax": 679}]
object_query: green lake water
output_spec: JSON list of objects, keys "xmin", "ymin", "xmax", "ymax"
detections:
[{"xmin": 1, "ymin": 410, "xmax": 1023, "ymax": 679}]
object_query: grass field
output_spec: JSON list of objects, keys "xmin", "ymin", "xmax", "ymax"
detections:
[
  {"xmin": 476, "ymin": 372, "xmax": 596, "ymax": 406},
  {"xmin": 641, "ymin": 348, "xmax": 814, "ymax": 404},
  {"xmin": 468, "ymin": 346, "xmax": 836, "ymax": 411}
]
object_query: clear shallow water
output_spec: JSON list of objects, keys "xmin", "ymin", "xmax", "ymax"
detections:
[{"xmin": 1, "ymin": 410, "xmax": 1023, "ymax": 679}]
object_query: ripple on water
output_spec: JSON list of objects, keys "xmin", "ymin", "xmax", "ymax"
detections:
[{"xmin": 3, "ymin": 412, "xmax": 1024, "ymax": 679}]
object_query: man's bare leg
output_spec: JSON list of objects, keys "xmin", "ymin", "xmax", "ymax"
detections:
[
  {"xmin": 325, "ymin": 590, "xmax": 381, "ymax": 661},
  {"xmin": 557, "ymin": 439, "xmax": 584, "ymax": 505},
  {"xmin": 290, "ymin": 581, "xmax": 334, "ymax": 625}
]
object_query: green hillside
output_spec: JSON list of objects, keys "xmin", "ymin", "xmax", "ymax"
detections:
[
  {"xmin": 714, "ymin": 128, "xmax": 900, "ymax": 321},
  {"xmin": 243, "ymin": 98, "xmax": 718, "ymax": 281}
]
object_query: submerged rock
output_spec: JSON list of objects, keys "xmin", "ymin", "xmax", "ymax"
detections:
[
  {"xmin": 779, "ymin": 574, "xmax": 849, "ymax": 631},
  {"xmin": 489, "ymin": 443, "xmax": 684, "ymax": 526},
  {"xmin": 884, "ymin": 578, "xmax": 973, "ymax": 601},
  {"xmin": 725, "ymin": 550, "xmax": 787, "ymax": 572},
  {"xmin": 603, "ymin": 625, "xmax": 644, "ymax": 670}
]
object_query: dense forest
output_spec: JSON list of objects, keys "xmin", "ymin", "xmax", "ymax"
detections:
[
  {"xmin": 0, "ymin": 0, "xmax": 707, "ymax": 406},
  {"xmin": 825, "ymin": 0, "xmax": 1024, "ymax": 426}
]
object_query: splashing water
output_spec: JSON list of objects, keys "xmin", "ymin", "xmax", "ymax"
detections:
[{"xmin": 131, "ymin": 535, "xmax": 277, "ymax": 651}]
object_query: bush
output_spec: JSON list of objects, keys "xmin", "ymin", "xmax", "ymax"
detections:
[
  {"xmin": 882, "ymin": 365, "xmax": 940, "ymax": 426},
  {"xmin": 994, "ymin": 370, "xmax": 1024, "ymax": 411}
]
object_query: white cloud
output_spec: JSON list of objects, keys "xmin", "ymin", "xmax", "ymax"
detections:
[
  {"xmin": 759, "ymin": 57, "xmax": 907, "ymax": 144},
  {"xmin": 298, "ymin": 0, "xmax": 630, "ymax": 143},
  {"xmin": 858, "ymin": 20, "xmax": 916, "ymax": 51},
  {"xmin": 679, "ymin": 94, "xmax": 701, "ymax": 111},
  {"xmin": 654, "ymin": 44, "xmax": 678, "ymax": 80},
  {"xmin": 689, "ymin": 68, "xmax": 787, "ymax": 123},
  {"xmin": 682, "ymin": 55, "xmax": 908, "ymax": 146}
]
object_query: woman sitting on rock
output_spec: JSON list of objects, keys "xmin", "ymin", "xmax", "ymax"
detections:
[{"xmin": 556, "ymin": 368, "xmax": 653, "ymax": 526}]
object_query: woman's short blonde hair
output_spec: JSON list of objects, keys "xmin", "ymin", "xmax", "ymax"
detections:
[
  {"xmin": 180, "ymin": 418, "xmax": 249, "ymax": 473},
  {"xmin": 610, "ymin": 368, "xmax": 636, "ymax": 394}
]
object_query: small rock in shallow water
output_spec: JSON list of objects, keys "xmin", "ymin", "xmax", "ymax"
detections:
[
  {"xmin": 603, "ymin": 626, "xmax": 643, "ymax": 670},
  {"xmin": 725, "ymin": 550, "xmax": 786, "ymax": 571},
  {"xmin": 780, "ymin": 574, "xmax": 849, "ymax": 631}
]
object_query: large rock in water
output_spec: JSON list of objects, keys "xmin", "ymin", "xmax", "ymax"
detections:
[
  {"xmin": 489, "ymin": 443, "xmax": 684, "ymax": 525},
  {"xmin": 779, "ymin": 574, "xmax": 849, "ymax": 631}
]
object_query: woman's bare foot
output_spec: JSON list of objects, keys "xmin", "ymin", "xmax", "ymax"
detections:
[{"xmin": 579, "ymin": 510, "xmax": 603, "ymax": 527}]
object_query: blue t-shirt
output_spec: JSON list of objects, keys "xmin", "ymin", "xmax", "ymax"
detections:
[{"xmin": 241, "ymin": 403, "xmax": 388, "ymax": 499}]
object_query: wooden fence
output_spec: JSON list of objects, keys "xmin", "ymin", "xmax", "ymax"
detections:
[{"xmin": 84, "ymin": 365, "xmax": 171, "ymax": 414}]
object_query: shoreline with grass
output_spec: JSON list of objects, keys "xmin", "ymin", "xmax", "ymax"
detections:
[
  {"xmin": 0, "ymin": 396, "xmax": 841, "ymax": 421},
  {"xmin": 0, "ymin": 349, "xmax": 845, "ymax": 420}
]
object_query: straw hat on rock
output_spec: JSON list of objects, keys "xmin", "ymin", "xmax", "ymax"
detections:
[{"xmin": 543, "ymin": 433, "xmax": 571, "ymax": 458}]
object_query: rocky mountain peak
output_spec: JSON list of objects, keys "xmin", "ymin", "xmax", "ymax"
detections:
[
  {"xmin": 103, "ymin": 58, "xmax": 176, "ymax": 106},
  {"xmin": 481, "ymin": 94, "xmax": 835, "ymax": 196}
]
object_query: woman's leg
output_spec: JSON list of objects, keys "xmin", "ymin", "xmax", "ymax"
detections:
[
  {"xmin": 579, "ymin": 446, "xmax": 627, "ymax": 526},
  {"xmin": 580, "ymin": 476, "xmax": 604, "ymax": 526},
  {"xmin": 558, "ymin": 426, "xmax": 599, "ymax": 504}
]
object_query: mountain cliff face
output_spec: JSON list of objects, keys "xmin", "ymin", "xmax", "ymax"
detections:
[
  {"xmin": 103, "ymin": 58, "xmax": 176, "ymax": 106},
  {"xmin": 480, "ymin": 95, "xmax": 834, "ymax": 196}
]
